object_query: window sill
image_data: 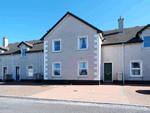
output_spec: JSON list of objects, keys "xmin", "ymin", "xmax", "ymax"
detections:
[
  {"xmin": 78, "ymin": 75, "xmax": 89, "ymax": 78},
  {"xmin": 52, "ymin": 75, "xmax": 61, "ymax": 78},
  {"xmin": 52, "ymin": 51, "xmax": 61, "ymax": 53},
  {"xmin": 77, "ymin": 49, "xmax": 88, "ymax": 51},
  {"xmin": 130, "ymin": 75, "xmax": 142, "ymax": 78},
  {"xmin": 27, "ymin": 75, "xmax": 34, "ymax": 77},
  {"xmin": 21, "ymin": 57, "xmax": 27, "ymax": 59}
]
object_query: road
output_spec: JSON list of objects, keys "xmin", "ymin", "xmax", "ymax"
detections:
[{"xmin": 0, "ymin": 97, "xmax": 149, "ymax": 113}]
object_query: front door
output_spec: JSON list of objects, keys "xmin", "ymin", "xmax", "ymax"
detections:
[
  {"xmin": 16, "ymin": 66, "xmax": 20, "ymax": 81},
  {"xmin": 3, "ymin": 67, "xmax": 7, "ymax": 80},
  {"xmin": 104, "ymin": 63, "xmax": 112, "ymax": 81}
]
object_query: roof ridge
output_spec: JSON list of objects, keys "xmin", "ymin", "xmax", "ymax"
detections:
[
  {"xmin": 104, "ymin": 25, "xmax": 146, "ymax": 32},
  {"xmin": 8, "ymin": 39, "xmax": 41, "ymax": 45}
]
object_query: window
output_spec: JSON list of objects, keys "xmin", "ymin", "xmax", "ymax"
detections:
[
  {"xmin": 52, "ymin": 62, "xmax": 61, "ymax": 76},
  {"xmin": 130, "ymin": 61, "xmax": 142, "ymax": 77},
  {"xmin": 22, "ymin": 49, "xmax": 27, "ymax": 57},
  {"xmin": 78, "ymin": 61, "xmax": 88, "ymax": 76},
  {"xmin": 27, "ymin": 66, "xmax": 33, "ymax": 76},
  {"xmin": 52, "ymin": 39, "xmax": 61, "ymax": 52},
  {"xmin": 78, "ymin": 36, "xmax": 88, "ymax": 50},
  {"xmin": 143, "ymin": 36, "xmax": 150, "ymax": 48}
]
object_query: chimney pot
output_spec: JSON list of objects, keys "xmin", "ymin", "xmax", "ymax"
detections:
[{"xmin": 3, "ymin": 36, "xmax": 8, "ymax": 47}]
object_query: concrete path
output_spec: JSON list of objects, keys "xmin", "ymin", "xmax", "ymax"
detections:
[{"xmin": 0, "ymin": 82, "xmax": 150, "ymax": 106}]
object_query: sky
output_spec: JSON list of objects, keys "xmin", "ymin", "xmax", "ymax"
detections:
[{"xmin": 0, "ymin": 0, "xmax": 150, "ymax": 45}]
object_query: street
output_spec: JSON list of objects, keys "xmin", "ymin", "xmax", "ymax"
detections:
[{"xmin": 0, "ymin": 97, "xmax": 149, "ymax": 113}]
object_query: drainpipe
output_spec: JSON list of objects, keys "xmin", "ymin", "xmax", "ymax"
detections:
[
  {"xmin": 122, "ymin": 43, "xmax": 125, "ymax": 84},
  {"xmin": 11, "ymin": 53, "xmax": 14, "ymax": 80}
]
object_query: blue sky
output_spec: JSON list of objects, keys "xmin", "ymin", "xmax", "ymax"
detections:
[{"xmin": 0, "ymin": 0, "xmax": 150, "ymax": 45}]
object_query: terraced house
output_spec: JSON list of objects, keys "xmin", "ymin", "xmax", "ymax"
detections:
[{"xmin": 0, "ymin": 12, "xmax": 150, "ymax": 84}]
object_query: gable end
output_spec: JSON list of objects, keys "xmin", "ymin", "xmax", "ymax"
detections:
[{"xmin": 40, "ymin": 11, "xmax": 103, "ymax": 40}]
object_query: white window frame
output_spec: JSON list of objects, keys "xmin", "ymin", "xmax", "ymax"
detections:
[
  {"xmin": 21, "ymin": 49, "xmax": 27, "ymax": 57},
  {"xmin": 78, "ymin": 61, "xmax": 88, "ymax": 77},
  {"xmin": 78, "ymin": 36, "xmax": 88, "ymax": 50},
  {"xmin": 52, "ymin": 39, "xmax": 61, "ymax": 52},
  {"xmin": 52, "ymin": 62, "xmax": 61, "ymax": 77},
  {"xmin": 130, "ymin": 60, "xmax": 142, "ymax": 77},
  {"xmin": 142, "ymin": 36, "xmax": 150, "ymax": 49},
  {"xmin": 27, "ymin": 65, "xmax": 34, "ymax": 77}
]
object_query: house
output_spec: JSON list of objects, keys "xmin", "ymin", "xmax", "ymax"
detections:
[
  {"xmin": 0, "ymin": 38, "xmax": 44, "ymax": 81},
  {"xmin": 0, "ymin": 12, "xmax": 150, "ymax": 84}
]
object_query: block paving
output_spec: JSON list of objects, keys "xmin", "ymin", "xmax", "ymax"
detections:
[{"xmin": 0, "ymin": 82, "xmax": 149, "ymax": 106}]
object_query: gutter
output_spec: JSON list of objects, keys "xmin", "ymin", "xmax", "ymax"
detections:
[{"xmin": 122, "ymin": 43, "xmax": 125, "ymax": 84}]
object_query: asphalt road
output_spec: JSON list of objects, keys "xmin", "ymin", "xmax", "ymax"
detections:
[{"xmin": 0, "ymin": 97, "xmax": 149, "ymax": 113}]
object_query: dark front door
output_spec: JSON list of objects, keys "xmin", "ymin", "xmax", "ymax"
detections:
[
  {"xmin": 16, "ymin": 66, "xmax": 20, "ymax": 81},
  {"xmin": 3, "ymin": 67, "xmax": 7, "ymax": 80},
  {"xmin": 104, "ymin": 63, "xmax": 112, "ymax": 81}
]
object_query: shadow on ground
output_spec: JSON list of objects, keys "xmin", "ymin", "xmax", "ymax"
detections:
[
  {"xmin": 0, "ymin": 81, "xmax": 150, "ymax": 86},
  {"xmin": 0, "ymin": 81, "xmax": 45, "ymax": 86},
  {"xmin": 136, "ymin": 90, "xmax": 150, "ymax": 95}
]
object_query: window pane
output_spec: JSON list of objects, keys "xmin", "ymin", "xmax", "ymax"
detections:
[
  {"xmin": 22, "ymin": 49, "xmax": 27, "ymax": 57},
  {"xmin": 55, "ymin": 46, "xmax": 60, "ymax": 51},
  {"xmin": 55, "ymin": 41, "xmax": 60, "ymax": 46},
  {"xmin": 54, "ymin": 64, "xmax": 60, "ymax": 69},
  {"xmin": 132, "ymin": 70, "xmax": 140, "ymax": 75},
  {"xmin": 132, "ymin": 62, "xmax": 140, "ymax": 68},
  {"xmin": 28, "ymin": 66, "xmax": 33, "ymax": 69},
  {"xmin": 28, "ymin": 71, "xmax": 33, "ymax": 76},
  {"xmin": 144, "ymin": 37, "xmax": 150, "ymax": 48},
  {"xmin": 54, "ymin": 70, "xmax": 60, "ymax": 75},
  {"xmin": 79, "ymin": 69, "xmax": 87, "ymax": 75},
  {"xmin": 82, "ymin": 44, "xmax": 86, "ymax": 48},
  {"xmin": 54, "ymin": 41, "xmax": 60, "ymax": 51},
  {"xmin": 79, "ymin": 62, "xmax": 87, "ymax": 68},
  {"xmin": 80, "ymin": 38, "xmax": 87, "ymax": 49}
]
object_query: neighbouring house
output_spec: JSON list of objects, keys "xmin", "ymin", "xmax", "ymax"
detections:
[
  {"xmin": 0, "ymin": 38, "xmax": 44, "ymax": 81},
  {"xmin": 0, "ymin": 12, "xmax": 150, "ymax": 84}
]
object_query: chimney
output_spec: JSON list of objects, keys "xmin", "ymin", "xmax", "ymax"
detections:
[
  {"xmin": 3, "ymin": 36, "xmax": 8, "ymax": 47},
  {"xmin": 118, "ymin": 16, "xmax": 124, "ymax": 33}
]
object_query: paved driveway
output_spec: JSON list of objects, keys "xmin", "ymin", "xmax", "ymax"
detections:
[{"xmin": 0, "ymin": 82, "xmax": 150, "ymax": 106}]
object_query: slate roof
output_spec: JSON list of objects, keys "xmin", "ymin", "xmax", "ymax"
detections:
[
  {"xmin": 0, "ymin": 46, "xmax": 9, "ymax": 51},
  {"xmin": 0, "ymin": 40, "xmax": 43, "ymax": 56},
  {"xmin": 40, "ymin": 11, "xmax": 103, "ymax": 40},
  {"xmin": 102, "ymin": 25, "xmax": 146, "ymax": 46},
  {"xmin": 17, "ymin": 41, "xmax": 33, "ymax": 48}
]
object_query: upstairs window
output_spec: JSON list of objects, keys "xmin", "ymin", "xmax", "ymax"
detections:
[
  {"xmin": 22, "ymin": 49, "xmax": 27, "ymax": 57},
  {"xmin": 52, "ymin": 39, "xmax": 61, "ymax": 52},
  {"xmin": 78, "ymin": 36, "xmax": 88, "ymax": 50},
  {"xmin": 143, "ymin": 36, "xmax": 150, "ymax": 48}
]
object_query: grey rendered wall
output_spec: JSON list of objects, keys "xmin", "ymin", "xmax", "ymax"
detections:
[
  {"xmin": 102, "ymin": 42, "xmax": 150, "ymax": 81},
  {"xmin": 0, "ymin": 55, "xmax": 13, "ymax": 80},
  {"xmin": 101, "ymin": 44, "xmax": 123, "ymax": 81},
  {"xmin": 0, "ymin": 52, "xmax": 44, "ymax": 80},
  {"xmin": 124, "ymin": 43, "xmax": 150, "ymax": 81},
  {"xmin": 45, "ymin": 15, "xmax": 99, "ymax": 80},
  {"xmin": 124, "ymin": 28, "xmax": 150, "ymax": 81},
  {"xmin": 13, "ymin": 52, "xmax": 44, "ymax": 80}
]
